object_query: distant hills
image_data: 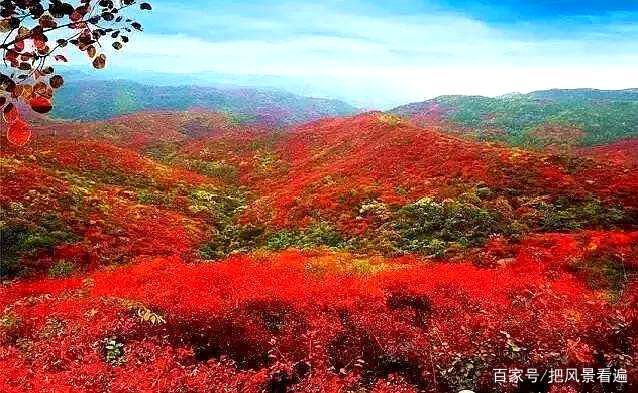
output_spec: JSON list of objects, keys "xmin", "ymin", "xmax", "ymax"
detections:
[
  {"xmin": 46, "ymin": 80, "xmax": 638, "ymax": 147},
  {"xmin": 50, "ymin": 79, "xmax": 359, "ymax": 126},
  {"xmin": 391, "ymin": 88, "xmax": 638, "ymax": 146}
]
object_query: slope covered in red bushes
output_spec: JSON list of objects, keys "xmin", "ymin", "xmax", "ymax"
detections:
[
  {"xmin": 247, "ymin": 113, "xmax": 637, "ymax": 229},
  {"xmin": 1, "ymin": 110, "xmax": 637, "ymax": 392},
  {"xmin": 1, "ymin": 233, "xmax": 636, "ymax": 392}
]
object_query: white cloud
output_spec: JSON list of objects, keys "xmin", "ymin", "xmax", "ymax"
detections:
[{"xmin": 96, "ymin": 4, "xmax": 638, "ymax": 107}]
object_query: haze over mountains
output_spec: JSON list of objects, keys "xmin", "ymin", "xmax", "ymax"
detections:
[
  {"xmin": 48, "ymin": 76, "xmax": 638, "ymax": 148},
  {"xmin": 50, "ymin": 77, "xmax": 359, "ymax": 126}
]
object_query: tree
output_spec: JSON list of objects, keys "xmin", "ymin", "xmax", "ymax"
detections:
[{"xmin": 0, "ymin": 0, "xmax": 152, "ymax": 145}]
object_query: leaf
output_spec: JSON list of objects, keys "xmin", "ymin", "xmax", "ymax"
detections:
[
  {"xmin": 54, "ymin": 54, "xmax": 68, "ymax": 62},
  {"xmin": 0, "ymin": 74, "xmax": 17, "ymax": 93},
  {"xmin": 14, "ymin": 39, "xmax": 25, "ymax": 52},
  {"xmin": 49, "ymin": 75, "xmax": 64, "ymax": 89},
  {"xmin": 112, "ymin": 41, "xmax": 122, "ymax": 50},
  {"xmin": 86, "ymin": 45, "xmax": 97, "ymax": 58},
  {"xmin": 131, "ymin": 22, "xmax": 142, "ymax": 31},
  {"xmin": 0, "ymin": 18, "xmax": 13, "ymax": 33},
  {"xmin": 19, "ymin": 84, "xmax": 33, "ymax": 99},
  {"xmin": 38, "ymin": 15, "xmax": 58, "ymax": 29},
  {"xmin": 70, "ymin": 6, "xmax": 88, "ymax": 22},
  {"xmin": 29, "ymin": 96, "xmax": 52, "ymax": 114},
  {"xmin": 92, "ymin": 54, "xmax": 107, "ymax": 69},
  {"xmin": 3, "ymin": 103, "xmax": 19, "ymax": 123},
  {"xmin": 140, "ymin": 3, "xmax": 152, "ymax": 10},
  {"xmin": 6, "ymin": 119, "xmax": 31, "ymax": 146}
]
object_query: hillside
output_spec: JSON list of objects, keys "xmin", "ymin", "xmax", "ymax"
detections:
[
  {"xmin": 391, "ymin": 89, "xmax": 638, "ymax": 147},
  {"xmin": 1, "ymin": 111, "xmax": 637, "ymax": 392},
  {"xmin": 49, "ymin": 79, "xmax": 359, "ymax": 126}
]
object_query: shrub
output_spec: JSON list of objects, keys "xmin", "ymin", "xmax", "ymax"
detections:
[
  {"xmin": 266, "ymin": 222, "xmax": 344, "ymax": 250},
  {"xmin": 137, "ymin": 189, "xmax": 169, "ymax": 205},
  {"xmin": 266, "ymin": 230, "xmax": 301, "ymax": 251},
  {"xmin": 48, "ymin": 260, "xmax": 75, "ymax": 278},
  {"xmin": 568, "ymin": 255, "xmax": 631, "ymax": 302},
  {"xmin": 199, "ymin": 224, "xmax": 265, "ymax": 259},
  {"xmin": 534, "ymin": 197, "xmax": 632, "ymax": 232},
  {"xmin": 1, "ymin": 217, "xmax": 76, "ymax": 278},
  {"xmin": 188, "ymin": 186, "xmax": 246, "ymax": 222},
  {"xmin": 394, "ymin": 197, "xmax": 502, "ymax": 257},
  {"xmin": 184, "ymin": 159, "xmax": 237, "ymax": 182},
  {"xmin": 104, "ymin": 337, "xmax": 125, "ymax": 365}
]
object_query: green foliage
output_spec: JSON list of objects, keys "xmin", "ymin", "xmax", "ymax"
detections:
[
  {"xmin": 266, "ymin": 230, "xmax": 300, "ymax": 250},
  {"xmin": 184, "ymin": 159, "xmax": 237, "ymax": 182},
  {"xmin": 568, "ymin": 256, "xmax": 630, "ymax": 302},
  {"xmin": 137, "ymin": 189, "xmax": 169, "ymax": 206},
  {"xmin": 104, "ymin": 337, "xmax": 125, "ymax": 365},
  {"xmin": 143, "ymin": 142, "xmax": 180, "ymax": 164},
  {"xmin": 198, "ymin": 224, "xmax": 265, "ymax": 260},
  {"xmin": 0, "ymin": 312, "xmax": 20, "ymax": 331},
  {"xmin": 394, "ymin": 197, "xmax": 503, "ymax": 257},
  {"xmin": 48, "ymin": 260, "xmax": 75, "ymax": 278},
  {"xmin": 392, "ymin": 93, "xmax": 638, "ymax": 147},
  {"xmin": 1, "ymin": 216, "xmax": 76, "ymax": 278},
  {"xmin": 266, "ymin": 222, "xmax": 344, "ymax": 250},
  {"xmin": 532, "ymin": 197, "xmax": 632, "ymax": 232},
  {"xmin": 188, "ymin": 186, "xmax": 246, "ymax": 223}
]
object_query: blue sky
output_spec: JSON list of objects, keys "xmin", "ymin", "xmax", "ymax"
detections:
[{"xmin": 78, "ymin": 0, "xmax": 638, "ymax": 108}]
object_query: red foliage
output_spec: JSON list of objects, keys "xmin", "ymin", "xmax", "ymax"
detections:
[
  {"xmin": 223, "ymin": 113, "xmax": 637, "ymax": 230},
  {"xmin": 1, "ymin": 233, "xmax": 636, "ymax": 392},
  {"xmin": 579, "ymin": 138, "xmax": 638, "ymax": 168},
  {"xmin": 2, "ymin": 111, "xmax": 637, "ymax": 392},
  {"xmin": 2, "ymin": 105, "xmax": 31, "ymax": 147}
]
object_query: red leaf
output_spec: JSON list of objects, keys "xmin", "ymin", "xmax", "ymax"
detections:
[
  {"xmin": 2, "ymin": 103, "xmax": 19, "ymax": 124},
  {"xmin": 54, "ymin": 54, "xmax": 68, "ymax": 62},
  {"xmin": 29, "ymin": 96, "xmax": 52, "ymax": 114},
  {"xmin": 6, "ymin": 118, "xmax": 31, "ymax": 146},
  {"xmin": 14, "ymin": 39, "xmax": 25, "ymax": 52}
]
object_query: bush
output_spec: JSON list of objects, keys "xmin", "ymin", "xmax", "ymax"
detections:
[
  {"xmin": 137, "ymin": 189, "xmax": 169, "ymax": 205},
  {"xmin": 199, "ymin": 224, "xmax": 265, "ymax": 260},
  {"xmin": 48, "ymin": 260, "xmax": 75, "ymax": 278},
  {"xmin": 1, "ymin": 217, "xmax": 76, "ymax": 278},
  {"xmin": 394, "ymin": 197, "xmax": 502, "ymax": 257},
  {"xmin": 188, "ymin": 186, "xmax": 246, "ymax": 223},
  {"xmin": 534, "ymin": 197, "xmax": 632, "ymax": 232},
  {"xmin": 184, "ymin": 159, "xmax": 237, "ymax": 183},
  {"xmin": 266, "ymin": 223, "xmax": 344, "ymax": 250},
  {"xmin": 104, "ymin": 337, "xmax": 125, "ymax": 365}
]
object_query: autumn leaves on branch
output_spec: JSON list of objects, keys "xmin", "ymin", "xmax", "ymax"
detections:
[{"xmin": 1, "ymin": 0, "xmax": 151, "ymax": 145}]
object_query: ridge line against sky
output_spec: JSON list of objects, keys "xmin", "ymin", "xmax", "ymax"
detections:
[{"xmin": 59, "ymin": 0, "xmax": 638, "ymax": 109}]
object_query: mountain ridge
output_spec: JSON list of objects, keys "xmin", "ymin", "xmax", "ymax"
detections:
[
  {"xmin": 49, "ymin": 78, "xmax": 360, "ymax": 126},
  {"xmin": 390, "ymin": 88, "xmax": 638, "ymax": 146}
]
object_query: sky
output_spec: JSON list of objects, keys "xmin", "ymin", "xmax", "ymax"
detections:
[{"xmin": 72, "ymin": 0, "xmax": 638, "ymax": 108}]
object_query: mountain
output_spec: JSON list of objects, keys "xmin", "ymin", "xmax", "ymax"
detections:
[
  {"xmin": 2, "ymin": 110, "xmax": 637, "ymax": 392},
  {"xmin": 49, "ymin": 78, "xmax": 359, "ymax": 126},
  {"xmin": 390, "ymin": 88, "xmax": 638, "ymax": 147},
  {"xmin": 526, "ymin": 88, "xmax": 638, "ymax": 102}
]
